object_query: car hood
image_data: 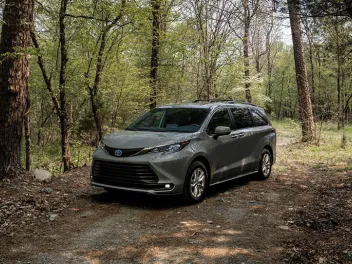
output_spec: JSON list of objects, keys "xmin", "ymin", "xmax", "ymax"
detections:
[{"xmin": 102, "ymin": 130, "xmax": 193, "ymax": 149}]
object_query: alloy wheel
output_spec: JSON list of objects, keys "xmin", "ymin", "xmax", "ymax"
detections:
[
  {"xmin": 262, "ymin": 153, "xmax": 271, "ymax": 177},
  {"xmin": 190, "ymin": 168, "xmax": 206, "ymax": 198}
]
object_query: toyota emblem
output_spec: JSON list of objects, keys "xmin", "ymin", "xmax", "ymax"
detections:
[{"xmin": 114, "ymin": 149, "xmax": 123, "ymax": 157}]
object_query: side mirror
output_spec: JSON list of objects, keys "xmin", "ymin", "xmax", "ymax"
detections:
[{"xmin": 213, "ymin": 126, "xmax": 231, "ymax": 139}]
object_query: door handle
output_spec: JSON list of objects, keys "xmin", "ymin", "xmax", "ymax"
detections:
[
  {"xmin": 238, "ymin": 132, "xmax": 245, "ymax": 137},
  {"xmin": 231, "ymin": 132, "xmax": 245, "ymax": 139},
  {"xmin": 231, "ymin": 133, "xmax": 239, "ymax": 138}
]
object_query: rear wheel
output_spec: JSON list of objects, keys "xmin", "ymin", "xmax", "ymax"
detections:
[
  {"xmin": 183, "ymin": 161, "xmax": 208, "ymax": 203},
  {"xmin": 257, "ymin": 149, "xmax": 272, "ymax": 180}
]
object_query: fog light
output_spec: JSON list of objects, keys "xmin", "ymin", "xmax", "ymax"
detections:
[{"xmin": 165, "ymin": 184, "xmax": 171, "ymax": 188}]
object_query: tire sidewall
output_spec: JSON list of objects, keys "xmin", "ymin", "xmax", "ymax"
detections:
[{"xmin": 184, "ymin": 161, "xmax": 208, "ymax": 202}]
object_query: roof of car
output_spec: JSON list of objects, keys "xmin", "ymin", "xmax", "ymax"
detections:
[{"xmin": 158, "ymin": 100, "xmax": 260, "ymax": 110}]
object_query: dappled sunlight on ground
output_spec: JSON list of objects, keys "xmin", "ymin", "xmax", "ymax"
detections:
[{"xmin": 78, "ymin": 244, "xmax": 253, "ymax": 264}]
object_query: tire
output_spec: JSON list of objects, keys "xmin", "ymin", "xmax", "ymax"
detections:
[
  {"xmin": 257, "ymin": 149, "xmax": 272, "ymax": 180},
  {"xmin": 183, "ymin": 161, "xmax": 208, "ymax": 203}
]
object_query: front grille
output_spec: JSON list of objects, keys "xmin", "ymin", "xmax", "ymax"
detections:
[
  {"xmin": 104, "ymin": 146, "xmax": 144, "ymax": 157},
  {"xmin": 92, "ymin": 160, "xmax": 161, "ymax": 189}
]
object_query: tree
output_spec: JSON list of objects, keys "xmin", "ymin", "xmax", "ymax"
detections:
[
  {"xmin": 242, "ymin": 0, "xmax": 260, "ymax": 103},
  {"xmin": 150, "ymin": 0, "xmax": 161, "ymax": 109},
  {"xmin": 229, "ymin": 0, "xmax": 260, "ymax": 103},
  {"xmin": 0, "ymin": 0, "xmax": 34, "ymax": 178},
  {"xmin": 58, "ymin": 0, "xmax": 71, "ymax": 171},
  {"xmin": 31, "ymin": 0, "xmax": 71, "ymax": 171},
  {"xmin": 190, "ymin": 0, "xmax": 232, "ymax": 100},
  {"xmin": 84, "ymin": 0, "xmax": 127, "ymax": 141},
  {"xmin": 287, "ymin": 0, "xmax": 315, "ymax": 141}
]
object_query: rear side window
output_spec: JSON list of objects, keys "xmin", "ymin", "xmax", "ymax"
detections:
[
  {"xmin": 250, "ymin": 109, "xmax": 268, "ymax": 126},
  {"xmin": 231, "ymin": 108, "xmax": 253, "ymax": 129},
  {"xmin": 207, "ymin": 109, "xmax": 232, "ymax": 134}
]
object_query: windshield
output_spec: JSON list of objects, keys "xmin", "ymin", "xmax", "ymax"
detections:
[{"xmin": 126, "ymin": 108, "xmax": 210, "ymax": 133}]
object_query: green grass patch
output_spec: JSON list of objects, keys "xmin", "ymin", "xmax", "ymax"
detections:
[{"xmin": 275, "ymin": 121, "xmax": 352, "ymax": 172}]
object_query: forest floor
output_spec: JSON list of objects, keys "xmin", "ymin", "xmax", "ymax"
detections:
[{"xmin": 0, "ymin": 123, "xmax": 352, "ymax": 264}]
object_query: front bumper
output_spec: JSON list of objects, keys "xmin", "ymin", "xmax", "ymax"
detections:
[{"xmin": 91, "ymin": 147, "xmax": 193, "ymax": 195}]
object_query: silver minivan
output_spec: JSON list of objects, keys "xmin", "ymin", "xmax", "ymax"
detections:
[{"xmin": 91, "ymin": 100, "xmax": 276, "ymax": 202}]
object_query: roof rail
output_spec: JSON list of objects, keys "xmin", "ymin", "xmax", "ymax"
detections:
[{"xmin": 193, "ymin": 99, "xmax": 256, "ymax": 106}]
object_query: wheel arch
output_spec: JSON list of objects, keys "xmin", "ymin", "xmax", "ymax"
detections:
[{"xmin": 263, "ymin": 145, "xmax": 273, "ymax": 162}]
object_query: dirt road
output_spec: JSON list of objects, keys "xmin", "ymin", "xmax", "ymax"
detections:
[{"xmin": 1, "ymin": 134, "xmax": 351, "ymax": 264}]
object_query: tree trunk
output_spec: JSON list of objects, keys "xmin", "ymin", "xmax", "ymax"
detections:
[
  {"xmin": 337, "ymin": 50, "xmax": 343, "ymax": 129},
  {"xmin": 25, "ymin": 96, "xmax": 31, "ymax": 171},
  {"xmin": 149, "ymin": 0, "xmax": 161, "ymax": 110},
  {"xmin": 59, "ymin": 0, "xmax": 71, "ymax": 171},
  {"xmin": 287, "ymin": 0, "xmax": 316, "ymax": 142},
  {"xmin": 0, "ymin": 0, "xmax": 34, "ymax": 179},
  {"xmin": 334, "ymin": 23, "xmax": 344, "ymax": 130},
  {"xmin": 266, "ymin": 36, "xmax": 273, "ymax": 97},
  {"xmin": 243, "ymin": 0, "xmax": 252, "ymax": 102},
  {"xmin": 88, "ymin": 28, "xmax": 107, "ymax": 142}
]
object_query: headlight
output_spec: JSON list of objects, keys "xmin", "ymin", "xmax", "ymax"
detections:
[{"xmin": 147, "ymin": 141, "xmax": 190, "ymax": 154}]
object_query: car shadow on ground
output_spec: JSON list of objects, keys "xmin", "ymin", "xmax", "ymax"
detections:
[{"xmin": 87, "ymin": 174, "xmax": 257, "ymax": 209}]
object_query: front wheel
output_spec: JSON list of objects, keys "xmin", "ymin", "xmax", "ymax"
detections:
[
  {"xmin": 257, "ymin": 149, "xmax": 272, "ymax": 180},
  {"xmin": 183, "ymin": 161, "xmax": 208, "ymax": 203}
]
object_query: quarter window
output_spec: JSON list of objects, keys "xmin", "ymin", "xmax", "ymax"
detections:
[
  {"xmin": 231, "ymin": 108, "xmax": 253, "ymax": 129},
  {"xmin": 251, "ymin": 110, "xmax": 268, "ymax": 126},
  {"xmin": 207, "ymin": 109, "xmax": 232, "ymax": 134}
]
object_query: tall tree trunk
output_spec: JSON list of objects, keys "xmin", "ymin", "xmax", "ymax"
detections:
[
  {"xmin": 308, "ymin": 42, "xmax": 315, "ymax": 105},
  {"xmin": 88, "ymin": 28, "xmax": 106, "ymax": 142},
  {"xmin": 243, "ymin": 0, "xmax": 252, "ymax": 102},
  {"xmin": 150, "ymin": 0, "xmax": 161, "ymax": 110},
  {"xmin": 337, "ymin": 48, "xmax": 342, "ymax": 130},
  {"xmin": 334, "ymin": 23, "xmax": 344, "ymax": 130},
  {"xmin": 0, "ymin": 0, "xmax": 34, "ymax": 179},
  {"xmin": 59, "ymin": 0, "xmax": 71, "ymax": 171},
  {"xmin": 288, "ymin": 0, "xmax": 316, "ymax": 142},
  {"xmin": 302, "ymin": 18, "xmax": 316, "ymax": 114},
  {"xmin": 266, "ymin": 34, "xmax": 273, "ymax": 97},
  {"xmin": 25, "ymin": 96, "xmax": 31, "ymax": 171}
]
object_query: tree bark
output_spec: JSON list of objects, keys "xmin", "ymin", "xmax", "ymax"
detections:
[
  {"xmin": 88, "ymin": 28, "xmax": 106, "ymax": 142},
  {"xmin": 150, "ymin": 0, "xmax": 161, "ymax": 110},
  {"xmin": 0, "ymin": 0, "xmax": 34, "ymax": 179},
  {"xmin": 25, "ymin": 96, "xmax": 31, "ymax": 171},
  {"xmin": 59, "ymin": 0, "xmax": 71, "ymax": 171},
  {"xmin": 243, "ymin": 0, "xmax": 252, "ymax": 102},
  {"xmin": 302, "ymin": 20, "xmax": 316, "ymax": 107},
  {"xmin": 288, "ymin": 0, "xmax": 316, "ymax": 142},
  {"xmin": 334, "ymin": 22, "xmax": 344, "ymax": 129}
]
